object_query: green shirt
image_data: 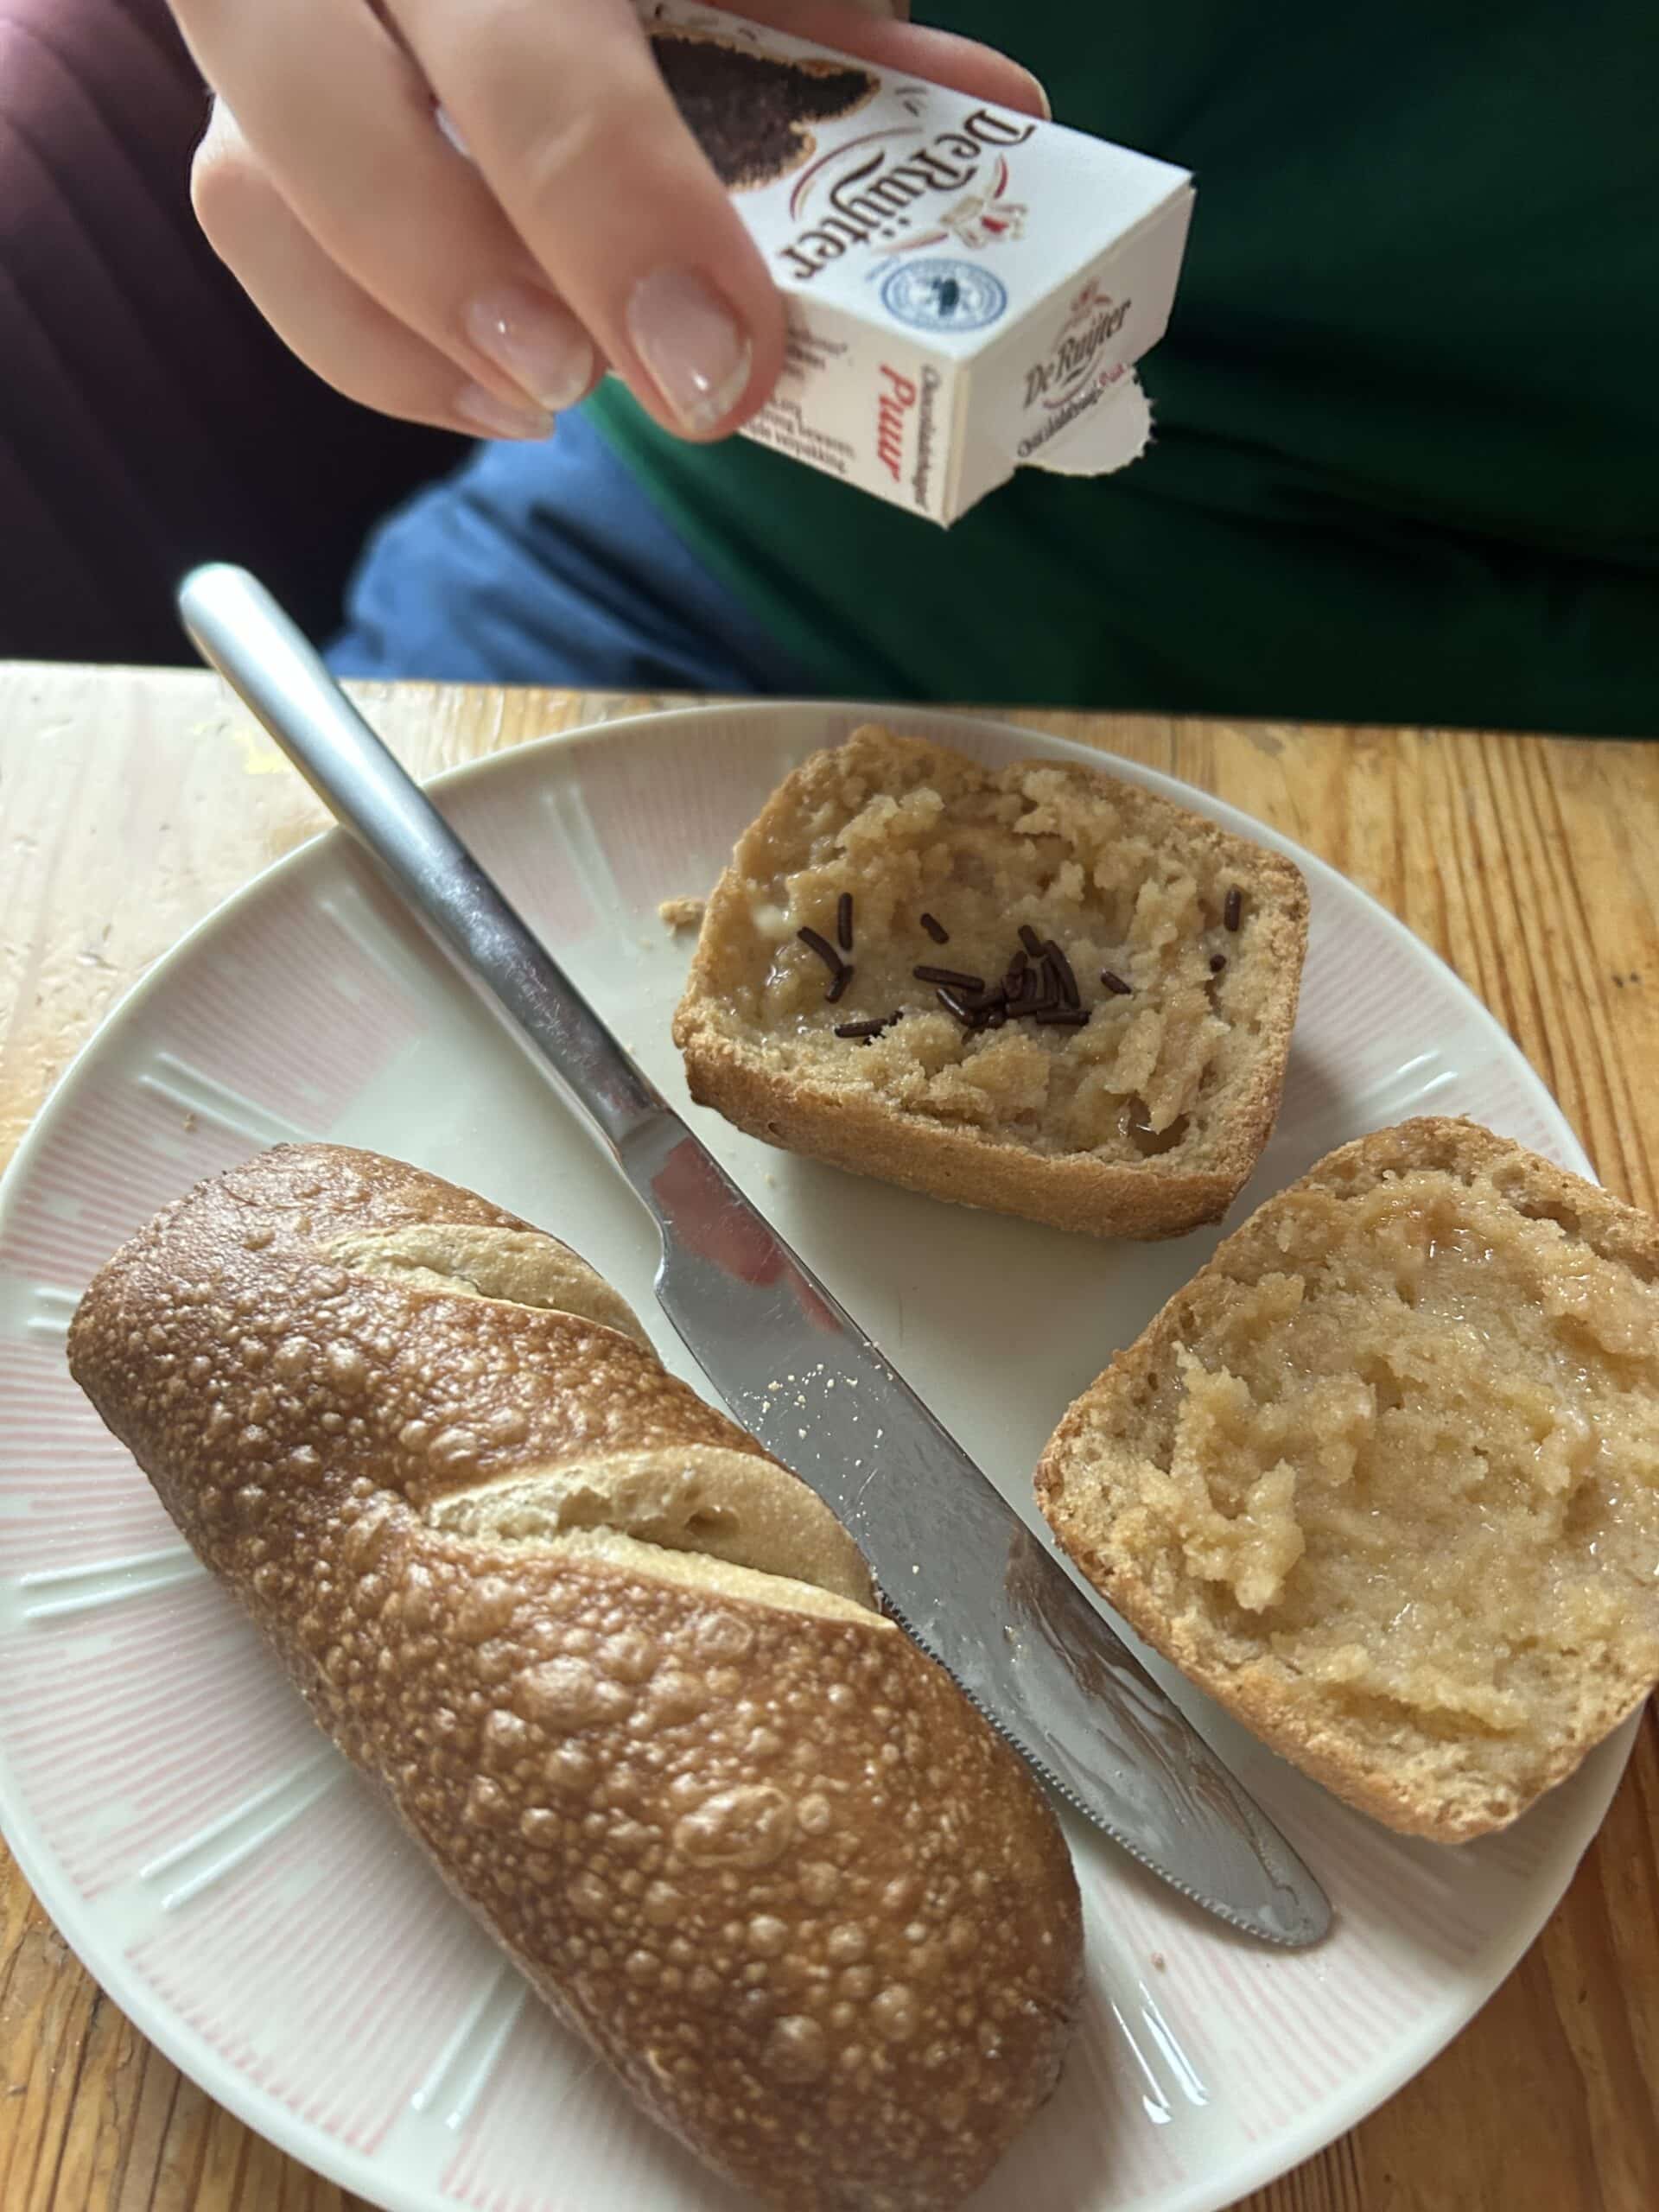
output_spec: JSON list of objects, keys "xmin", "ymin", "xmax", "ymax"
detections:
[{"xmin": 592, "ymin": 4, "xmax": 1659, "ymax": 735}]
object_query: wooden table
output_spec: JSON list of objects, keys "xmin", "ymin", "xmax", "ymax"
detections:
[{"xmin": 2, "ymin": 662, "xmax": 1655, "ymax": 2212}]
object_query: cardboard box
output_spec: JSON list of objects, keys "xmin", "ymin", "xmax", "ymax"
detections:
[{"xmin": 641, "ymin": 2, "xmax": 1195, "ymax": 522}]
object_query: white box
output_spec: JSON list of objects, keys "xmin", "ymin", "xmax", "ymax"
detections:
[{"xmin": 641, "ymin": 2, "xmax": 1195, "ymax": 523}]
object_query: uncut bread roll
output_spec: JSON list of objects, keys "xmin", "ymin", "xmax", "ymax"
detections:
[
  {"xmin": 68, "ymin": 1145, "xmax": 1081, "ymax": 2212},
  {"xmin": 1036, "ymin": 1120, "xmax": 1659, "ymax": 1842},
  {"xmin": 673, "ymin": 728, "xmax": 1309, "ymax": 1241}
]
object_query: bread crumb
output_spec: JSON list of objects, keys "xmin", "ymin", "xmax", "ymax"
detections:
[
  {"xmin": 1150, "ymin": 1952, "xmax": 1166, "ymax": 1971},
  {"xmin": 659, "ymin": 896, "xmax": 705, "ymax": 932}
]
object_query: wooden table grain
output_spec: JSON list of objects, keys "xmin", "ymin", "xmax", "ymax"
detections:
[{"xmin": 1, "ymin": 662, "xmax": 1655, "ymax": 2212}]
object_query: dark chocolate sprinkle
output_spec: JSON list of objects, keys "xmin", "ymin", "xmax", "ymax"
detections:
[
  {"xmin": 1224, "ymin": 887, "xmax": 1243, "ymax": 932},
  {"xmin": 1101, "ymin": 969, "xmax": 1133, "ymax": 995},
  {"xmin": 1209, "ymin": 952, "xmax": 1228, "ymax": 975},
  {"xmin": 798, "ymin": 926, "xmax": 842, "ymax": 976},
  {"xmin": 834, "ymin": 1017, "xmax": 887, "ymax": 1039},
  {"xmin": 1046, "ymin": 940, "xmax": 1081, "ymax": 1008},
  {"xmin": 826, "ymin": 963, "xmax": 854, "ymax": 1003},
  {"xmin": 1018, "ymin": 924, "xmax": 1046, "ymax": 958},
  {"xmin": 935, "ymin": 986, "xmax": 977, "ymax": 1027},
  {"xmin": 1035, "ymin": 1007, "xmax": 1090, "ymax": 1027},
  {"xmin": 919, "ymin": 912, "xmax": 950, "ymax": 944},
  {"xmin": 836, "ymin": 892, "xmax": 854, "ymax": 952},
  {"xmin": 649, "ymin": 31, "xmax": 875, "ymax": 192}
]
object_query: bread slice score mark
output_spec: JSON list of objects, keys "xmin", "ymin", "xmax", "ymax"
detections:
[
  {"xmin": 329, "ymin": 1223, "xmax": 654, "ymax": 1349},
  {"xmin": 331, "ymin": 1226, "xmax": 884, "ymax": 1623},
  {"xmin": 430, "ymin": 1447, "xmax": 882, "ymax": 1619}
]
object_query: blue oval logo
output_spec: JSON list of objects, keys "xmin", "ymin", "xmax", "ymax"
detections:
[{"xmin": 880, "ymin": 259, "xmax": 1008, "ymax": 334}]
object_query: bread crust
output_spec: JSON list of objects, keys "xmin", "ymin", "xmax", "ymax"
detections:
[
  {"xmin": 68, "ymin": 1145, "xmax": 1081, "ymax": 2212},
  {"xmin": 674, "ymin": 729, "xmax": 1309, "ymax": 1241},
  {"xmin": 1037, "ymin": 1120, "xmax": 1659, "ymax": 1842}
]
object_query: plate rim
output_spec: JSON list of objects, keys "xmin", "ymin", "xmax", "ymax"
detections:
[{"xmin": 0, "ymin": 696, "xmax": 1625, "ymax": 2212}]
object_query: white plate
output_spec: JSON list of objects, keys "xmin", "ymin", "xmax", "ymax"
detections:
[{"xmin": 0, "ymin": 703, "xmax": 1632, "ymax": 2212}]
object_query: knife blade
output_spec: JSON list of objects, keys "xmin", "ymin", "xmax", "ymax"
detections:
[{"xmin": 178, "ymin": 562, "xmax": 1332, "ymax": 1948}]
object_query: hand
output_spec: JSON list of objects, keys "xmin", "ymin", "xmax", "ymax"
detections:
[{"xmin": 175, "ymin": 1, "xmax": 1047, "ymax": 443}]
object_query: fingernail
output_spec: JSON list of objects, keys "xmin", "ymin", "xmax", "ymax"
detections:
[
  {"xmin": 626, "ymin": 266, "xmax": 751, "ymax": 433},
  {"xmin": 464, "ymin": 283, "xmax": 594, "ymax": 413},
  {"xmin": 454, "ymin": 381, "xmax": 554, "ymax": 442},
  {"xmin": 1033, "ymin": 77, "xmax": 1053, "ymax": 122}
]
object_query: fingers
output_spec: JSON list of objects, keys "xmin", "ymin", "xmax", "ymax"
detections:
[
  {"xmin": 173, "ymin": 0, "xmax": 1049, "ymax": 448},
  {"xmin": 734, "ymin": 0, "xmax": 1050, "ymax": 117},
  {"xmin": 391, "ymin": 0, "xmax": 785, "ymax": 439},
  {"xmin": 191, "ymin": 104, "xmax": 560, "ymax": 438},
  {"xmin": 389, "ymin": 0, "xmax": 1047, "ymax": 440},
  {"xmin": 174, "ymin": 0, "xmax": 596, "ymax": 418}
]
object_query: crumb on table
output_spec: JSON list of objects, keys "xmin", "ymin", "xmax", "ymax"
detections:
[{"xmin": 659, "ymin": 896, "xmax": 706, "ymax": 931}]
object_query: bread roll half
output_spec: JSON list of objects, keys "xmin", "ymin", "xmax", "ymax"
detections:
[
  {"xmin": 1038, "ymin": 1120, "xmax": 1659, "ymax": 1840},
  {"xmin": 68, "ymin": 1145, "xmax": 1081, "ymax": 2210}
]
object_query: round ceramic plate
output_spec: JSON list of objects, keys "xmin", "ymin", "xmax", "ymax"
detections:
[{"xmin": 0, "ymin": 704, "xmax": 1631, "ymax": 2212}]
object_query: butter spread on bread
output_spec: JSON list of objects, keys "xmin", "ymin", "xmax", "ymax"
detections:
[
  {"xmin": 674, "ymin": 728, "xmax": 1308, "ymax": 1240},
  {"xmin": 1039, "ymin": 1119, "xmax": 1659, "ymax": 1840}
]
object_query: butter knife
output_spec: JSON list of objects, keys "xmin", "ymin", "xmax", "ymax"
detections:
[{"xmin": 178, "ymin": 563, "xmax": 1331, "ymax": 1948}]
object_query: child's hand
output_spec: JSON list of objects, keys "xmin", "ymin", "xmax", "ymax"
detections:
[{"xmin": 175, "ymin": 0, "xmax": 1046, "ymax": 442}]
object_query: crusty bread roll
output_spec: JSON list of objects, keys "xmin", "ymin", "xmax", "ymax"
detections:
[
  {"xmin": 68, "ymin": 1145, "xmax": 1082, "ymax": 2211},
  {"xmin": 673, "ymin": 728, "xmax": 1309, "ymax": 1241},
  {"xmin": 1037, "ymin": 1119, "xmax": 1659, "ymax": 1841}
]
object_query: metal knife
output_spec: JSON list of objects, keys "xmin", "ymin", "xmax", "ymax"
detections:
[{"xmin": 178, "ymin": 562, "xmax": 1331, "ymax": 1948}]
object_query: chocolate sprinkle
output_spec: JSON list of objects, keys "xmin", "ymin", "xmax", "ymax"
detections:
[
  {"xmin": 935, "ymin": 986, "xmax": 977, "ymax": 1026},
  {"xmin": 919, "ymin": 912, "xmax": 950, "ymax": 944},
  {"xmin": 834, "ymin": 1017, "xmax": 887, "ymax": 1039},
  {"xmin": 1101, "ymin": 969, "xmax": 1133, "ymax": 995},
  {"xmin": 836, "ymin": 892, "xmax": 854, "ymax": 952},
  {"xmin": 1046, "ymin": 940, "xmax": 1081, "ymax": 1009},
  {"xmin": 1209, "ymin": 952, "xmax": 1228, "ymax": 976},
  {"xmin": 798, "ymin": 925, "xmax": 842, "ymax": 976},
  {"xmin": 826, "ymin": 963, "xmax": 854, "ymax": 1003},
  {"xmin": 1224, "ymin": 887, "xmax": 1243, "ymax": 932},
  {"xmin": 913, "ymin": 964, "xmax": 986, "ymax": 992},
  {"xmin": 1018, "ymin": 925, "xmax": 1046, "ymax": 958},
  {"xmin": 1035, "ymin": 1007, "xmax": 1090, "ymax": 1027},
  {"xmin": 649, "ymin": 32, "xmax": 876, "ymax": 192}
]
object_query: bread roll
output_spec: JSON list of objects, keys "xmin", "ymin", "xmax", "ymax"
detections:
[
  {"xmin": 674, "ymin": 727, "xmax": 1309, "ymax": 1240},
  {"xmin": 68, "ymin": 1145, "xmax": 1082, "ymax": 2210},
  {"xmin": 1037, "ymin": 1119, "xmax": 1659, "ymax": 1840}
]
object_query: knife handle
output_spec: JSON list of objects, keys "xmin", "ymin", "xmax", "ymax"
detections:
[{"xmin": 177, "ymin": 564, "xmax": 670, "ymax": 1158}]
